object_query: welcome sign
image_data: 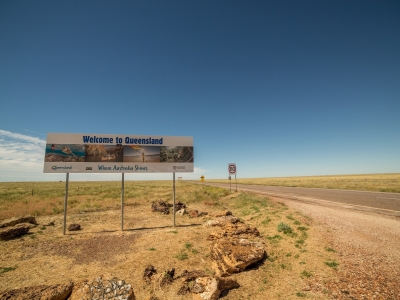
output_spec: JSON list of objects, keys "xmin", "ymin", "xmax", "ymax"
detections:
[{"xmin": 43, "ymin": 133, "xmax": 194, "ymax": 173}]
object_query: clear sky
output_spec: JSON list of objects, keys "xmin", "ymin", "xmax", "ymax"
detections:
[{"xmin": 0, "ymin": 0, "xmax": 399, "ymax": 182}]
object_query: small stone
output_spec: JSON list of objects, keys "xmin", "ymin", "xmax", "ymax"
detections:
[
  {"xmin": 192, "ymin": 277, "xmax": 220, "ymax": 300},
  {"xmin": 189, "ymin": 210, "xmax": 199, "ymax": 218},
  {"xmin": 176, "ymin": 208, "xmax": 186, "ymax": 216},
  {"xmin": 215, "ymin": 210, "xmax": 232, "ymax": 217},
  {"xmin": 68, "ymin": 223, "xmax": 81, "ymax": 231},
  {"xmin": 143, "ymin": 265, "xmax": 157, "ymax": 282}
]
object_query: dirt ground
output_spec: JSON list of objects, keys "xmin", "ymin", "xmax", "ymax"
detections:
[
  {"xmin": 1, "ymin": 192, "xmax": 398, "ymax": 299},
  {"xmin": 273, "ymin": 196, "xmax": 400, "ymax": 300}
]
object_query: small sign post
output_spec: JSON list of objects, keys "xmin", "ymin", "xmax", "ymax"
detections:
[
  {"xmin": 228, "ymin": 163, "xmax": 236, "ymax": 193},
  {"xmin": 173, "ymin": 172, "xmax": 176, "ymax": 227},
  {"xmin": 63, "ymin": 173, "xmax": 69, "ymax": 235},
  {"xmin": 121, "ymin": 173, "xmax": 124, "ymax": 231}
]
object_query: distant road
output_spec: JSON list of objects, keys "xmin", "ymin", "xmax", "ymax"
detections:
[{"xmin": 200, "ymin": 183, "xmax": 400, "ymax": 217}]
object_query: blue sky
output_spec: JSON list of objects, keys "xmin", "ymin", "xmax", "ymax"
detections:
[{"xmin": 0, "ymin": 0, "xmax": 399, "ymax": 182}]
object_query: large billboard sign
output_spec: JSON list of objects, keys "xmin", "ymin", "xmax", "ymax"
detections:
[{"xmin": 43, "ymin": 133, "xmax": 194, "ymax": 173}]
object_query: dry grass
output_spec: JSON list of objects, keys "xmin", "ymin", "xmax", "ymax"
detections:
[
  {"xmin": 0, "ymin": 181, "xmax": 339, "ymax": 299},
  {"xmin": 0, "ymin": 181, "xmax": 228, "ymax": 221},
  {"xmin": 207, "ymin": 173, "xmax": 400, "ymax": 193}
]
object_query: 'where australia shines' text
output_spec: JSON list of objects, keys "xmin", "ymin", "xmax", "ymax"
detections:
[
  {"xmin": 83, "ymin": 136, "xmax": 163, "ymax": 145},
  {"xmin": 98, "ymin": 165, "xmax": 148, "ymax": 171}
]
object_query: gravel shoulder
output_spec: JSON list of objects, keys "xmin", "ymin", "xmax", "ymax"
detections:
[{"xmin": 273, "ymin": 196, "xmax": 400, "ymax": 300}]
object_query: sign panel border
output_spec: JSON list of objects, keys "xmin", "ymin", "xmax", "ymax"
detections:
[
  {"xmin": 44, "ymin": 133, "xmax": 194, "ymax": 173},
  {"xmin": 228, "ymin": 163, "xmax": 236, "ymax": 175}
]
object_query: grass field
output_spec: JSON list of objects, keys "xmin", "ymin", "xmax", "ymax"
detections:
[
  {"xmin": 1, "ymin": 173, "xmax": 398, "ymax": 220},
  {"xmin": 0, "ymin": 181, "xmax": 339, "ymax": 299},
  {"xmin": 206, "ymin": 173, "xmax": 400, "ymax": 193},
  {"xmin": 0, "ymin": 181, "xmax": 230, "ymax": 221}
]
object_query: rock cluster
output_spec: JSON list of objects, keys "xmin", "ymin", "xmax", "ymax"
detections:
[
  {"xmin": 177, "ymin": 270, "xmax": 240, "ymax": 300},
  {"xmin": 142, "ymin": 266, "xmax": 239, "ymax": 300},
  {"xmin": 206, "ymin": 211, "xmax": 266, "ymax": 277},
  {"xmin": 70, "ymin": 274, "xmax": 135, "ymax": 300},
  {"xmin": 142, "ymin": 265, "xmax": 175, "ymax": 287},
  {"xmin": 210, "ymin": 238, "xmax": 265, "ymax": 277},
  {"xmin": 0, "ymin": 276, "xmax": 134, "ymax": 300},
  {"xmin": 139, "ymin": 210, "xmax": 264, "ymax": 299},
  {"xmin": 151, "ymin": 200, "xmax": 172, "ymax": 214},
  {"xmin": 151, "ymin": 200, "xmax": 209, "ymax": 218},
  {"xmin": 151, "ymin": 200, "xmax": 186, "ymax": 214}
]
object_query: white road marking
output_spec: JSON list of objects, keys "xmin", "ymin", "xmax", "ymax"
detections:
[
  {"xmin": 200, "ymin": 183, "xmax": 400, "ymax": 214},
  {"xmin": 253, "ymin": 191, "xmax": 400, "ymax": 213}
]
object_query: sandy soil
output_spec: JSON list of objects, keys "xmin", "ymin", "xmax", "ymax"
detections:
[{"xmin": 273, "ymin": 196, "xmax": 400, "ymax": 300}]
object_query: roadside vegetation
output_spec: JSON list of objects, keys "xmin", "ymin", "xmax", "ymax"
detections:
[{"xmin": 207, "ymin": 173, "xmax": 400, "ymax": 193}]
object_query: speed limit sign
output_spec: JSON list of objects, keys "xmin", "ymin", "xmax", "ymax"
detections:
[{"xmin": 228, "ymin": 163, "xmax": 236, "ymax": 175}]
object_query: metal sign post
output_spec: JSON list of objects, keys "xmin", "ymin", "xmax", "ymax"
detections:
[
  {"xmin": 63, "ymin": 173, "xmax": 69, "ymax": 235},
  {"xmin": 228, "ymin": 163, "xmax": 236, "ymax": 193},
  {"xmin": 121, "ymin": 173, "xmax": 125, "ymax": 231},
  {"xmin": 235, "ymin": 174, "xmax": 237, "ymax": 192},
  {"xmin": 173, "ymin": 172, "xmax": 176, "ymax": 227}
]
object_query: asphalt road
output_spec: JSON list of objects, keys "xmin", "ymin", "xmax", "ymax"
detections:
[{"xmin": 200, "ymin": 183, "xmax": 400, "ymax": 217}]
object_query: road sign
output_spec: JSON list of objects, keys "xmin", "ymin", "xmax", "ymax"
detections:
[{"xmin": 228, "ymin": 163, "xmax": 236, "ymax": 175}]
